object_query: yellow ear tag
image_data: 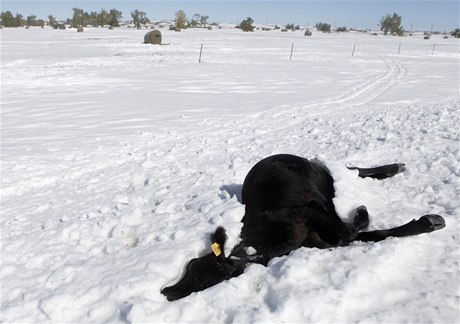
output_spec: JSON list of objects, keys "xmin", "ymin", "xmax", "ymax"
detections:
[{"xmin": 211, "ymin": 242, "xmax": 221, "ymax": 256}]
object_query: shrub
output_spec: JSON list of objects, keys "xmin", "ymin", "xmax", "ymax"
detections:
[
  {"xmin": 239, "ymin": 17, "xmax": 254, "ymax": 32},
  {"xmin": 131, "ymin": 9, "xmax": 150, "ymax": 29},
  {"xmin": 380, "ymin": 13, "xmax": 404, "ymax": 36},
  {"xmin": 175, "ymin": 10, "xmax": 187, "ymax": 30},
  {"xmin": 304, "ymin": 29, "xmax": 312, "ymax": 36},
  {"xmin": 316, "ymin": 22, "xmax": 331, "ymax": 33},
  {"xmin": 451, "ymin": 28, "xmax": 460, "ymax": 38},
  {"xmin": 285, "ymin": 23, "xmax": 295, "ymax": 31}
]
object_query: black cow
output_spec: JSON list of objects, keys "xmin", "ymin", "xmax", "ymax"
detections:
[{"xmin": 161, "ymin": 154, "xmax": 445, "ymax": 301}]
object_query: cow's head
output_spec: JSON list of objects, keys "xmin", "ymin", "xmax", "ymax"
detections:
[{"xmin": 161, "ymin": 227, "xmax": 242, "ymax": 301}]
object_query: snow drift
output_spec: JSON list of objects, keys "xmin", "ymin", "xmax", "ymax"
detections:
[{"xmin": 1, "ymin": 27, "xmax": 459, "ymax": 323}]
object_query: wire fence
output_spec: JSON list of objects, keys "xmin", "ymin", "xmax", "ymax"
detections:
[{"xmin": 196, "ymin": 39, "xmax": 459, "ymax": 63}]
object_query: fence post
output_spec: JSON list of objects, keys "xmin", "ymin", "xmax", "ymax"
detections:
[
  {"xmin": 398, "ymin": 43, "xmax": 401, "ymax": 54},
  {"xmin": 290, "ymin": 43, "xmax": 294, "ymax": 60},
  {"xmin": 199, "ymin": 43, "xmax": 203, "ymax": 63},
  {"xmin": 432, "ymin": 44, "xmax": 436, "ymax": 54},
  {"xmin": 352, "ymin": 43, "xmax": 356, "ymax": 56}
]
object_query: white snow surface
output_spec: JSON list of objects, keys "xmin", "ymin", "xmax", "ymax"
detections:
[{"xmin": 1, "ymin": 27, "xmax": 459, "ymax": 323}]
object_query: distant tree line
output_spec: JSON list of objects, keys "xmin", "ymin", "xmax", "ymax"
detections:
[
  {"xmin": 0, "ymin": 8, "xmax": 215, "ymax": 30},
  {"xmin": 67, "ymin": 8, "xmax": 123, "ymax": 27},
  {"xmin": 1, "ymin": 9, "xmax": 459, "ymax": 38},
  {"xmin": 0, "ymin": 11, "xmax": 45, "ymax": 27},
  {"xmin": 0, "ymin": 8, "xmax": 123, "ymax": 28}
]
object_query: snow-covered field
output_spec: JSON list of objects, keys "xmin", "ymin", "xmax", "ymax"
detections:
[{"xmin": 1, "ymin": 27, "xmax": 459, "ymax": 323}]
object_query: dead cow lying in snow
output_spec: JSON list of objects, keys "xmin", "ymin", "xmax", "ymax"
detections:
[{"xmin": 161, "ymin": 154, "xmax": 446, "ymax": 301}]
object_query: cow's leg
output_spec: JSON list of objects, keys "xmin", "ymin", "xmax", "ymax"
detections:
[
  {"xmin": 267, "ymin": 220, "xmax": 343, "ymax": 259},
  {"xmin": 302, "ymin": 229, "xmax": 338, "ymax": 249},
  {"xmin": 347, "ymin": 163, "xmax": 406, "ymax": 180},
  {"xmin": 267, "ymin": 222, "xmax": 310, "ymax": 259},
  {"xmin": 354, "ymin": 214, "xmax": 445, "ymax": 242}
]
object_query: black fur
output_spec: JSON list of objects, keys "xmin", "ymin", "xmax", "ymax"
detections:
[{"xmin": 161, "ymin": 154, "xmax": 445, "ymax": 301}]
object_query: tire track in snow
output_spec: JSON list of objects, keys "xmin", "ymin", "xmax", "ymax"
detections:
[
  {"xmin": 323, "ymin": 56, "xmax": 407, "ymax": 108},
  {"xmin": 261, "ymin": 56, "xmax": 407, "ymax": 120}
]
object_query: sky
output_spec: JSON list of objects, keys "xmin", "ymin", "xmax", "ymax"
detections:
[{"xmin": 1, "ymin": 0, "xmax": 458, "ymax": 31}]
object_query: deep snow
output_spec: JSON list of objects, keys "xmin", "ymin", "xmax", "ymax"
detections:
[{"xmin": 1, "ymin": 27, "xmax": 459, "ymax": 323}]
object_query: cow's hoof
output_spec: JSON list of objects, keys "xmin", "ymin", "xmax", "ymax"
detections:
[
  {"xmin": 353, "ymin": 205, "xmax": 369, "ymax": 231},
  {"xmin": 395, "ymin": 163, "xmax": 406, "ymax": 174},
  {"xmin": 387, "ymin": 163, "xmax": 406, "ymax": 177},
  {"xmin": 418, "ymin": 214, "xmax": 446, "ymax": 232}
]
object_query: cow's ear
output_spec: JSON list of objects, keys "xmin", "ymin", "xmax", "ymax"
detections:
[{"xmin": 211, "ymin": 226, "xmax": 227, "ymax": 257}]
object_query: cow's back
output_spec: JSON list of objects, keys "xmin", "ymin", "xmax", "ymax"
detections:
[{"xmin": 242, "ymin": 154, "xmax": 332, "ymax": 211}]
